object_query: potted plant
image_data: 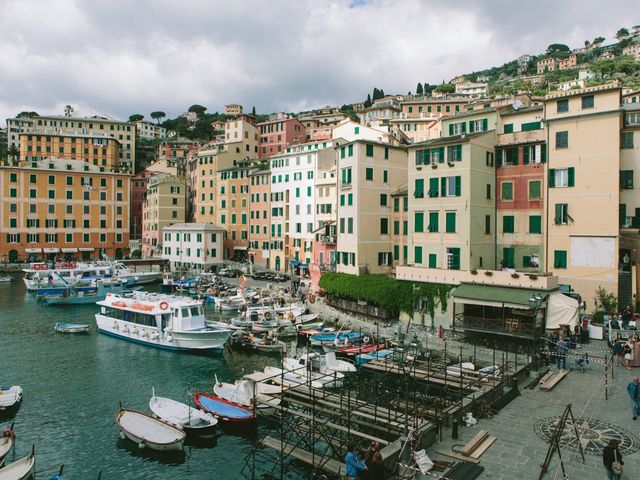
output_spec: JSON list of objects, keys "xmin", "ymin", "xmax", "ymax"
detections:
[
  {"xmin": 511, "ymin": 273, "xmax": 520, "ymax": 279},
  {"xmin": 470, "ymin": 269, "xmax": 478, "ymax": 275},
  {"xmin": 484, "ymin": 270, "xmax": 493, "ymax": 276}
]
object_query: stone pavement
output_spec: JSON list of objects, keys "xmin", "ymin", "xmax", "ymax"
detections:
[{"xmin": 426, "ymin": 340, "xmax": 640, "ymax": 480}]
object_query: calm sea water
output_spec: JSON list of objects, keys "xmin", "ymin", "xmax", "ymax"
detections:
[{"xmin": 0, "ymin": 275, "xmax": 298, "ymax": 479}]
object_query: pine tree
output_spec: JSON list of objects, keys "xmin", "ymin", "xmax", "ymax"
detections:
[
  {"xmin": 251, "ymin": 106, "xmax": 256, "ymax": 116},
  {"xmin": 364, "ymin": 94, "xmax": 372, "ymax": 108},
  {"xmin": 416, "ymin": 82, "xmax": 424, "ymax": 96}
]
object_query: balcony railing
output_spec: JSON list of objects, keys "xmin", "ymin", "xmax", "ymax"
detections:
[
  {"xmin": 319, "ymin": 235, "xmax": 336, "ymax": 244},
  {"xmin": 453, "ymin": 314, "xmax": 539, "ymax": 338}
]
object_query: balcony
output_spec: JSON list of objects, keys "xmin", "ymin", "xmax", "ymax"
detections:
[{"xmin": 319, "ymin": 235, "xmax": 336, "ymax": 244}]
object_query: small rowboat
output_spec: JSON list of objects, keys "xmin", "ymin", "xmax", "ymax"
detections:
[
  {"xmin": 149, "ymin": 388, "xmax": 218, "ymax": 438},
  {"xmin": 336, "ymin": 342, "xmax": 386, "ymax": 356},
  {"xmin": 0, "ymin": 276, "xmax": 12, "ymax": 283},
  {"xmin": 0, "ymin": 427, "xmax": 15, "ymax": 467},
  {"xmin": 0, "ymin": 445, "xmax": 35, "ymax": 480},
  {"xmin": 54, "ymin": 323, "xmax": 91, "ymax": 334},
  {"xmin": 0, "ymin": 386, "xmax": 22, "ymax": 413},
  {"xmin": 116, "ymin": 409, "xmax": 186, "ymax": 451},
  {"xmin": 194, "ymin": 392, "xmax": 256, "ymax": 423}
]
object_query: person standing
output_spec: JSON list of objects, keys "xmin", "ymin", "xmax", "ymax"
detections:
[
  {"xmin": 556, "ymin": 337, "xmax": 568, "ymax": 370},
  {"xmin": 368, "ymin": 452, "xmax": 386, "ymax": 480},
  {"xmin": 345, "ymin": 443, "xmax": 367, "ymax": 479},
  {"xmin": 602, "ymin": 438, "xmax": 623, "ymax": 480},
  {"xmin": 613, "ymin": 335, "xmax": 624, "ymax": 367},
  {"xmin": 628, "ymin": 375, "xmax": 639, "ymax": 420},
  {"xmin": 623, "ymin": 341, "xmax": 633, "ymax": 371},
  {"xmin": 623, "ymin": 306, "xmax": 632, "ymax": 329}
]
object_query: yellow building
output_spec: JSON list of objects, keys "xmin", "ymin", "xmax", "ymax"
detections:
[
  {"xmin": 141, "ymin": 173, "xmax": 185, "ymax": 257},
  {"xmin": 544, "ymin": 83, "xmax": 622, "ymax": 307},
  {"xmin": 0, "ymin": 158, "xmax": 130, "ymax": 261}
]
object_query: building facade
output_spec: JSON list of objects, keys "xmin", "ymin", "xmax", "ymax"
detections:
[
  {"xmin": 257, "ymin": 115, "xmax": 306, "ymax": 158},
  {"xmin": 162, "ymin": 223, "xmax": 224, "ymax": 271}
]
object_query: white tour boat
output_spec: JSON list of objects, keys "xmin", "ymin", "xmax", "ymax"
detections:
[{"xmin": 95, "ymin": 292, "xmax": 231, "ymax": 352}]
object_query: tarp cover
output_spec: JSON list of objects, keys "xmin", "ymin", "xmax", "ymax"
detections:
[
  {"xmin": 545, "ymin": 292, "xmax": 579, "ymax": 330},
  {"xmin": 453, "ymin": 283, "xmax": 548, "ymax": 309}
]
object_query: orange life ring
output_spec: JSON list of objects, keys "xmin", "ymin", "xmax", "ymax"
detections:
[
  {"xmin": 159, "ymin": 301, "xmax": 169, "ymax": 311},
  {"xmin": 2, "ymin": 429, "xmax": 15, "ymax": 439}
]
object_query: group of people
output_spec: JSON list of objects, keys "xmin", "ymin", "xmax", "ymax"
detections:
[
  {"xmin": 612, "ymin": 333, "xmax": 640, "ymax": 370},
  {"xmin": 610, "ymin": 305, "xmax": 638, "ymax": 330},
  {"xmin": 345, "ymin": 442, "xmax": 385, "ymax": 480}
]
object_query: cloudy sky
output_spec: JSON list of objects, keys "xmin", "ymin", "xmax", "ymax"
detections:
[{"xmin": 0, "ymin": 0, "xmax": 636, "ymax": 125}]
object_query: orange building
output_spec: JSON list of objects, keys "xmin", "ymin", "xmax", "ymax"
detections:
[{"xmin": 217, "ymin": 161, "xmax": 251, "ymax": 260}]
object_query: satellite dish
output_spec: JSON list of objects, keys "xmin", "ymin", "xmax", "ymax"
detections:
[{"xmin": 513, "ymin": 99, "xmax": 523, "ymax": 110}]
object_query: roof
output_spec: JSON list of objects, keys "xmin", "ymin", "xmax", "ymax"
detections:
[
  {"xmin": 441, "ymin": 108, "xmax": 497, "ymax": 121},
  {"xmin": 163, "ymin": 222, "xmax": 224, "ymax": 232},
  {"xmin": 453, "ymin": 283, "xmax": 549, "ymax": 309},
  {"xmin": 499, "ymin": 105, "xmax": 544, "ymax": 117},
  {"xmin": 410, "ymin": 130, "xmax": 490, "ymax": 148},
  {"xmin": 544, "ymin": 82, "xmax": 621, "ymax": 101}
]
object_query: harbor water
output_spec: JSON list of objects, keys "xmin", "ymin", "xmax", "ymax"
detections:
[{"xmin": 0, "ymin": 276, "xmax": 297, "ymax": 479}]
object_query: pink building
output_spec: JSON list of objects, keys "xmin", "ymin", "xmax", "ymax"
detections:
[
  {"xmin": 130, "ymin": 170, "xmax": 152, "ymax": 240},
  {"xmin": 257, "ymin": 115, "xmax": 306, "ymax": 158}
]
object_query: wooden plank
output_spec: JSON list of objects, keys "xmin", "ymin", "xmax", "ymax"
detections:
[
  {"xmin": 540, "ymin": 370, "xmax": 568, "ymax": 391},
  {"xmin": 458, "ymin": 430, "xmax": 488, "ymax": 456},
  {"xmin": 538, "ymin": 371, "xmax": 554, "ymax": 385},
  {"xmin": 262, "ymin": 436, "xmax": 344, "ymax": 475},
  {"xmin": 469, "ymin": 436, "xmax": 496, "ymax": 459},
  {"xmin": 435, "ymin": 450, "xmax": 481, "ymax": 464}
]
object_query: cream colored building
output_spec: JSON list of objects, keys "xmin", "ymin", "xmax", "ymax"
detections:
[
  {"xmin": 134, "ymin": 120, "xmax": 168, "ymax": 140},
  {"xmin": 142, "ymin": 173, "xmax": 186, "ymax": 257},
  {"xmin": 335, "ymin": 140, "xmax": 408, "ymax": 275},
  {"xmin": 162, "ymin": 222, "xmax": 224, "ymax": 271},
  {"xmin": 544, "ymin": 83, "xmax": 622, "ymax": 307},
  {"xmin": 224, "ymin": 104, "xmax": 244, "ymax": 116}
]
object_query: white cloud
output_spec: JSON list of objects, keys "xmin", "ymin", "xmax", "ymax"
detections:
[{"xmin": 0, "ymin": 0, "xmax": 636, "ymax": 125}]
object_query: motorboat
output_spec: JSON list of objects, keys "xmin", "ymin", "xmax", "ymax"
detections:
[
  {"xmin": 0, "ymin": 427, "xmax": 15, "ymax": 467},
  {"xmin": 193, "ymin": 392, "xmax": 256, "ymax": 423},
  {"xmin": 213, "ymin": 376, "xmax": 281, "ymax": 416},
  {"xmin": 355, "ymin": 349, "xmax": 395, "ymax": 366},
  {"xmin": 0, "ymin": 276, "xmax": 12, "ymax": 283},
  {"xmin": 44, "ymin": 279, "xmax": 134, "ymax": 305},
  {"xmin": 297, "ymin": 326, "xmax": 335, "ymax": 337},
  {"xmin": 0, "ymin": 446, "xmax": 34, "ymax": 480},
  {"xmin": 309, "ymin": 331, "xmax": 364, "ymax": 347},
  {"xmin": 149, "ymin": 389, "xmax": 218, "ymax": 438},
  {"xmin": 0, "ymin": 387, "xmax": 22, "ymax": 414},
  {"xmin": 96, "ymin": 292, "xmax": 231, "ymax": 352},
  {"xmin": 54, "ymin": 323, "xmax": 91, "ymax": 334},
  {"xmin": 116, "ymin": 408, "xmax": 186, "ymax": 451},
  {"xmin": 263, "ymin": 366, "xmax": 324, "ymax": 389},
  {"xmin": 336, "ymin": 342, "xmax": 386, "ymax": 356},
  {"xmin": 446, "ymin": 362, "xmax": 476, "ymax": 377},
  {"xmin": 282, "ymin": 355, "xmax": 345, "ymax": 389}
]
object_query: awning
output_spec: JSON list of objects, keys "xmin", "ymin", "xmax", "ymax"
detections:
[
  {"xmin": 291, "ymin": 260, "xmax": 301, "ymax": 267},
  {"xmin": 298, "ymin": 263, "xmax": 309, "ymax": 269},
  {"xmin": 453, "ymin": 283, "xmax": 548, "ymax": 310},
  {"xmin": 61, "ymin": 248, "xmax": 78, "ymax": 253},
  {"xmin": 43, "ymin": 248, "xmax": 60, "ymax": 253},
  {"xmin": 25, "ymin": 248, "xmax": 42, "ymax": 253},
  {"xmin": 79, "ymin": 248, "xmax": 94, "ymax": 252},
  {"xmin": 546, "ymin": 292, "xmax": 580, "ymax": 330},
  {"xmin": 234, "ymin": 246, "xmax": 248, "ymax": 251}
]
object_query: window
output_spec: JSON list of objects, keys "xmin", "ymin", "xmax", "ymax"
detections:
[
  {"xmin": 394, "ymin": 221, "xmax": 400, "ymax": 235},
  {"xmin": 549, "ymin": 167, "xmax": 574, "ymax": 188},
  {"xmin": 380, "ymin": 194, "xmax": 387, "ymax": 206},
  {"xmin": 383, "ymin": 170, "xmax": 388, "ymax": 183},
  {"xmin": 446, "ymin": 247, "xmax": 460, "ymax": 270},
  {"xmin": 428, "ymin": 253, "xmax": 437, "ymax": 268},
  {"xmin": 428, "ymin": 177, "xmax": 438, "ymax": 197},
  {"xmin": 366, "ymin": 144, "xmax": 374, "ymax": 157},
  {"xmin": 529, "ymin": 180, "xmax": 542, "ymax": 199},
  {"xmin": 377, "ymin": 252, "xmax": 391, "ymax": 266},
  {"xmin": 428, "ymin": 212, "xmax": 439, "ymax": 232},
  {"xmin": 414, "ymin": 212, "xmax": 424, "ymax": 233},
  {"xmin": 555, "ymin": 203, "xmax": 569, "ymax": 224},
  {"xmin": 502, "ymin": 215, "xmax": 515, "ymax": 233},
  {"xmin": 621, "ymin": 170, "xmax": 634, "ymax": 189},
  {"xmin": 557, "ymin": 99, "xmax": 568, "ymax": 113},
  {"xmin": 581, "ymin": 95, "xmax": 594, "ymax": 109},
  {"xmin": 501, "ymin": 182, "xmax": 513, "ymax": 200},
  {"xmin": 485, "ymin": 215, "xmax": 491, "ymax": 234},
  {"xmin": 365, "ymin": 168, "xmax": 373, "ymax": 181},
  {"xmin": 414, "ymin": 246, "xmax": 423, "ymax": 264},
  {"xmin": 554, "ymin": 250, "xmax": 567, "ymax": 269},
  {"xmin": 414, "ymin": 179, "xmax": 424, "ymax": 198},
  {"xmin": 502, "ymin": 247, "xmax": 515, "ymax": 268},
  {"xmin": 394, "ymin": 198, "xmax": 400, "ymax": 212},
  {"xmin": 347, "ymin": 218, "xmax": 353, "ymax": 234},
  {"xmin": 503, "ymin": 123, "xmax": 513, "ymax": 134},
  {"xmin": 621, "ymin": 132, "xmax": 634, "ymax": 149},
  {"xmin": 521, "ymin": 121, "xmax": 541, "ymax": 131},
  {"xmin": 445, "ymin": 212, "xmax": 456, "ymax": 233},
  {"xmin": 380, "ymin": 218, "xmax": 388, "ymax": 234},
  {"xmin": 555, "ymin": 131, "xmax": 568, "ymax": 149},
  {"xmin": 447, "ymin": 144, "xmax": 462, "ymax": 162},
  {"xmin": 486, "ymin": 184, "xmax": 491, "ymax": 199},
  {"xmin": 450, "ymin": 122, "xmax": 466, "ymax": 135},
  {"xmin": 341, "ymin": 167, "xmax": 352, "ymax": 186},
  {"xmin": 529, "ymin": 215, "xmax": 542, "ymax": 234}
]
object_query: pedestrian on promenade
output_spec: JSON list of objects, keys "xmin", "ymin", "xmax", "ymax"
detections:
[
  {"xmin": 367, "ymin": 452, "xmax": 386, "ymax": 480},
  {"xmin": 622, "ymin": 306, "xmax": 633, "ymax": 329},
  {"xmin": 602, "ymin": 438, "xmax": 623, "ymax": 480},
  {"xmin": 628, "ymin": 375, "xmax": 639, "ymax": 420},
  {"xmin": 345, "ymin": 443, "xmax": 367, "ymax": 479},
  {"xmin": 556, "ymin": 337, "xmax": 568, "ymax": 370},
  {"xmin": 363, "ymin": 441, "xmax": 380, "ymax": 469},
  {"xmin": 613, "ymin": 335, "xmax": 624, "ymax": 367},
  {"xmin": 623, "ymin": 341, "xmax": 633, "ymax": 370}
]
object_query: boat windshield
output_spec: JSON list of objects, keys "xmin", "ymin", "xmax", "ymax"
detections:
[{"xmin": 101, "ymin": 307, "xmax": 159, "ymax": 327}]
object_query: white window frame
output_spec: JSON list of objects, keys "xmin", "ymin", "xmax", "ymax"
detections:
[
  {"xmin": 446, "ymin": 252, "xmax": 454, "ymax": 270},
  {"xmin": 452, "ymin": 122, "xmax": 463, "ymax": 135},
  {"xmin": 446, "ymin": 176, "xmax": 456, "ymax": 197},
  {"xmin": 555, "ymin": 168, "xmax": 569, "ymax": 188},
  {"xmin": 473, "ymin": 119, "xmax": 484, "ymax": 132}
]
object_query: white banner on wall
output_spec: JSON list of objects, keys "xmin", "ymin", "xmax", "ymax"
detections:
[{"xmin": 570, "ymin": 236, "xmax": 615, "ymax": 268}]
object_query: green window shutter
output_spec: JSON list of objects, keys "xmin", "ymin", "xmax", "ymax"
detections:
[
  {"xmin": 340, "ymin": 195, "xmax": 345, "ymax": 206},
  {"xmin": 502, "ymin": 248, "xmax": 515, "ymax": 268},
  {"xmin": 438, "ymin": 147, "xmax": 445, "ymax": 163},
  {"xmin": 428, "ymin": 177, "xmax": 438, "ymax": 197},
  {"xmin": 455, "ymin": 176, "xmax": 461, "ymax": 196},
  {"xmin": 445, "ymin": 212, "xmax": 456, "ymax": 233},
  {"xmin": 523, "ymin": 255, "xmax": 531, "ymax": 268},
  {"xmin": 340, "ymin": 147, "xmax": 345, "ymax": 159},
  {"xmin": 541, "ymin": 144, "xmax": 547, "ymax": 163},
  {"xmin": 461, "ymin": 122, "xmax": 466, "ymax": 134},
  {"xmin": 620, "ymin": 203, "xmax": 627, "ymax": 227},
  {"xmin": 414, "ymin": 246, "xmax": 423, "ymax": 264},
  {"xmin": 504, "ymin": 124, "xmax": 513, "ymax": 134},
  {"xmin": 449, "ymin": 124, "xmax": 454, "ymax": 136},
  {"xmin": 529, "ymin": 215, "xmax": 542, "ymax": 234},
  {"xmin": 523, "ymin": 146, "xmax": 530, "ymax": 164},
  {"xmin": 482, "ymin": 118, "xmax": 488, "ymax": 131},
  {"xmin": 496, "ymin": 149, "xmax": 503, "ymax": 167},
  {"xmin": 451, "ymin": 248, "xmax": 460, "ymax": 270},
  {"xmin": 428, "ymin": 253, "xmax": 437, "ymax": 268},
  {"xmin": 554, "ymin": 250, "xmax": 567, "ymax": 269},
  {"xmin": 415, "ymin": 179, "xmax": 424, "ymax": 198},
  {"xmin": 365, "ymin": 168, "xmax": 373, "ymax": 181},
  {"xmin": 549, "ymin": 168, "xmax": 556, "ymax": 188},
  {"xmin": 468, "ymin": 121, "xmax": 475, "ymax": 133},
  {"xmin": 414, "ymin": 212, "xmax": 424, "ymax": 232},
  {"xmin": 441, "ymin": 177, "xmax": 447, "ymax": 197},
  {"xmin": 568, "ymin": 167, "xmax": 575, "ymax": 187},
  {"xmin": 366, "ymin": 144, "xmax": 374, "ymax": 157},
  {"xmin": 456, "ymin": 144, "xmax": 462, "ymax": 160},
  {"xmin": 394, "ymin": 221, "xmax": 400, "ymax": 235},
  {"xmin": 428, "ymin": 212, "xmax": 439, "ymax": 232},
  {"xmin": 348, "ymin": 144, "xmax": 353, "ymax": 156},
  {"xmin": 554, "ymin": 204, "xmax": 562, "ymax": 224},
  {"xmin": 403, "ymin": 246, "xmax": 407, "ymax": 260},
  {"xmin": 394, "ymin": 245, "xmax": 399, "ymax": 261},
  {"xmin": 503, "ymin": 215, "xmax": 514, "ymax": 233}
]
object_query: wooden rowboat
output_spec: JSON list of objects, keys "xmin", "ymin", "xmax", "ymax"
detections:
[
  {"xmin": 194, "ymin": 392, "xmax": 256, "ymax": 423},
  {"xmin": 116, "ymin": 408, "xmax": 185, "ymax": 451},
  {"xmin": 149, "ymin": 389, "xmax": 218, "ymax": 438},
  {"xmin": 54, "ymin": 323, "xmax": 91, "ymax": 334},
  {"xmin": 0, "ymin": 427, "xmax": 15, "ymax": 467},
  {"xmin": 0, "ymin": 445, "xmax": 35, "ymax": 480}
]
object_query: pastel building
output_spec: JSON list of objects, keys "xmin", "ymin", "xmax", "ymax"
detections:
[
  {"xmin": 248, "ymin": 164, "xmax": 271, "ymax": 268},
  {"xmin": 162, "ymin": 223, "xmax": 224, "ymax": 271},
  {"xmin": 217, "ymin": 160, "xmax": 251, "ymax": 260},
  {"xmin": 257, "ymin": 115, "xmax": 306, "ymax": 158},
  {"xmin": 359, "ymin": 98, "xmax": 401, "ymax": 126},
  {"xmin": 314, "ymin": 165, "xmax": 338, "ymax": 272},
  {"xmin": 134, "ymin": 120, "xmax": 168, "ymax": 140},
  {"xmin": 390, "ymin": 186, "xmax": 408, "ymax": 267}
]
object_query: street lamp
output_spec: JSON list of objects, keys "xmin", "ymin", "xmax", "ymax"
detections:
[{"xmin": 529, "ymin": 294, "xmax": 543, "ymax": 310}]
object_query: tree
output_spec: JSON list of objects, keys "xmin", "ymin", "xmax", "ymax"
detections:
[
  {"xmin": 593, "ymin": 36, "xmax": 605, "ymax": 45},
  {"xmin": 433, "ymin": 83, "xmax": 455, "ymax": 94},
  {"xmin": 596, "ymin": 287, "xmax": 617, "ymax": 316},
  {"xmin": 63, "ymin": 105, "xmax": 75, "ymax": 117},
  {"xmin": 150, "ymin": 111, "xmax": 166, "ymax": 124},
  {"xmin": 616, "ymin": 27, "xmax": 629, "ymax": 40},
  {"xmin": 16, "ymin": 111, "xmax": 38, "ymax": 118},
  {"xmin": 584, "ymin": 40, "xmax": 590, "ymax": 48},
  {"xmin": 416, "ymin": 82, "xmax": 424, "ymax": 96},
  {"xmin": 546, "ymin": 43, "xmax": 570, "ymax": 55},
  {"xmin": 8, "ymin": 144, "xmax": 19, "ymax": 162},
  {"xmin": 188, "ymin": 104, "xmax": 207, "ymax": 116},
  {"xmin": 364, "ymin": 94, "xmax": 372, "ymax": 108},
  {"xmin": 128, "ymin": 114, "xmax": 144, "ymax": 122},
  {"xmin": 251, "ymin": 106, "xmax": 256, "ymax": 116},
  {"xmin": 372, "ymin": 87, "xmax": 382, "ymax": 101}
]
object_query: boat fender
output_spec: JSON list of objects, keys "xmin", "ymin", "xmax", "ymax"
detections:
[
  {"xmin": 140, "ymin": 330, "xmax": 147, "ymax": 338},
  {"xmin": 159, "ymin": 301, "xmax": 169, "ymax": 311},
  {"xmin": 363, "ymin": 336, "xmax": 370, "ymax": 344},
  {"xmin": 166, "ymin": 335, "xmax": 173, "ymax": 342},
  {"xmin": 264, "ymin": 311, "xmax": 272, "ymax": 321},
  {"xmin": 112, "ymin": 322, "xmax": 118, "ymax": 329},
  {"xmin": 150, "ymin": 332, "xmax": 159, "ymax": 340},
  {"xmin": 121, "ymin": 326, "xmax": 129, "ymax": 333},
  {"xmin": 131, "ymin": 328, "xmax": 137, "ymax": 335},
  {"xmin": 138, "ymin": 442, "xmax": 146, "ymax": 449},
  {"xmin": 119, "ymin": 431, "xmax": 126, "ymax": 440}
]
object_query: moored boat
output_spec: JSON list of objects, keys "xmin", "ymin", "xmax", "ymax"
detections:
[
  {"xmin": 0, "ymin": 427, "xmax": 15, "ymax": 467},
  {"xmin": 0, "ymin": 446, "xmax": 35, "ymax": 480},
  {"xmin": 309, "ymin": 331, "xmax": 364, "ymax": 347},
  {"xmin": 116, "ymin": 408, "xmax": 186, "ymax": 451},
  {"xmin": 0, "ymin": 387, "xmax": 22, "ymax": 414},
  {"xmin": 355, "ymin": 348, "xmax": 395, "ymax": 366},
  {"xmin": 54, "ymin": 323, "xmax": 91, "ymax": 334},
  {"xmin": 0, "ymin": 276, "xmax": 12, "ymax": 283},
  {"xmin": 96, "ymin": 292, "xmax": 231, "ymax": 352},
  {"xmin": 44, "ymin": 280, "xmax": 134, "ymax": 305},
  {"xmin": 213, "ymin": 376, "xmax": 281, "ymax": 416},
  {"xmin": 263, "ymin": 366, "xmax": 324, "ymax": 389},
  {"xmin": 282, "ymin": 355, "xmax": 345, "ymax": 388},
  {"xmin": 149, "ymin": 389, "xmax": 218, "ymax": 438},
  {"xmin": 193, "ymin": 392, "xmax": 256, "ymax": 422}
]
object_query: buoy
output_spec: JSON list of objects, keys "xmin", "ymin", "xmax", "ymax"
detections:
[
  {"xmin": 159, "ymin": 301, "xmax": 169, "ymax": 311},
  {"xmin": 140, "ymin": 330, "xmax": 147, "ymax": 338},
  {"xmin": 131, "ymin": 328, "xmax": 137, "ymax": 335},
  {"xmin": 166, "ymin": 335, "xmax": 173, "ymax": 342}
]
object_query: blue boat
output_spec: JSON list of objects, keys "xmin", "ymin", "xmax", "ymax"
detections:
[
  {"xmin": 44, "ymin": 280, "xmax": 134, "ymax": 305},
  {"xmin": 310, "ymin": 331, "xmax": 363, "ymax": 347},
  {"xmin": 355, "ymin": 349, "xmax": 395, "ymax": 366},
  {"xmin": 194, "ymin": 392, "xmax": 255, "ymax": 422}
]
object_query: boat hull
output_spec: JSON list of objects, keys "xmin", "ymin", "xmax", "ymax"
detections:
[
  {"xmin": 96, "ymin": 315, "xmax": 229, "ymax": 352},
  {"xmin": 0, "ymin": 454, "xmax": 34, "ymax": 479},
  {"xmin": 54, "ymin": 323, "xmax": 90, "ymax": 333},
  {"xmin": 116, "ymin": 409, "xmax": 185, "ymax": 452},
  {"xmin": 194, "ymin": 393, "xmax": 256, "ymax": 423}
]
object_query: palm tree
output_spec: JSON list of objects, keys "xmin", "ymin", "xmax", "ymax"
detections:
[
  {"xmin": 8, "ymin": 144, "xmax": 19, "ymax": 163},
  {"xmin": 64, "ymin": 105, "xmax": 75, "ymax": 117}
]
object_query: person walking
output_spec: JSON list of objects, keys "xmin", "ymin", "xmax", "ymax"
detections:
[
  {"xmin": 628, "ymin": 375, "xmax": 639, "ymax": 420},
  {"xmin": 623, "ymin": 341, "xmax": 633, "ymax": 371},
  {"xmin": 345, "ymin": 443, "xmax": 367, "ymax": 479},
  {"xmin": 556, "ymin": 337, "xmax": 568, "ymax": 370},
  {"xmin": 602, "ymin": 438, "xmax": 623, "ymax": 480},
  {"xmin": 613, "ymin": 335, "xmax": 624, "ymax": 367}
]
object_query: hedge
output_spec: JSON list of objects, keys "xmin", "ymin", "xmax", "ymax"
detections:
[{"xmin": 318, "ymin": 273, "xmax": 452, "ymax": 319}]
